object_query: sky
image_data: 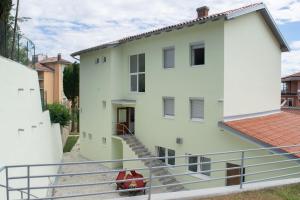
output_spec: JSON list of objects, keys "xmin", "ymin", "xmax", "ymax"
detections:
[{"xmin": 13, "ymin": 0, "xmax": 300, "ymax": 76}]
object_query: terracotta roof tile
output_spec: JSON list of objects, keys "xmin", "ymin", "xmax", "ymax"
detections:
[
  {"xmin": 39, "ymin": 57, "xmax": 71, "ymax": 65},
  {"xmin": 35, "ymin": 63, "xmax": 54, "ymax": 72},
  {"xmin": 224, "ymin": 111, "xmax": 300, "ymax": 157}
]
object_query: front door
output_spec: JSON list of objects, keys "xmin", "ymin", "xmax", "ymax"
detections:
[
  {"xmin": 226, "ymin": 163, "xmax": 245, "ymax": 186},
  {"xmin": 117, "ymin": 107, "xmax": 135, "ymax": 135}
]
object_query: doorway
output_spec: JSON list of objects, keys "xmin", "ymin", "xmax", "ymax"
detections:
[
  {"xmin": 117, "ymin": 107, "xmax": 135, "ymax": 135},
  {"xmin": 226, "ymin": 163, "xmax": 245, "ymax": 186}
]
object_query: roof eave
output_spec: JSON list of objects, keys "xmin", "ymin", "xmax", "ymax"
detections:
[{"xmin": 225, "ymin": 3, "xmax": 290, "ymax": 52}]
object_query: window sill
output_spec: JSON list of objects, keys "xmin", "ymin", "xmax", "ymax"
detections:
[
  {"xmin": 190, "ymin": 64, "xmax": 205, "ymax": 68},
  {"xmin": 164, "ymin": 115, "xmax": 175, "ymax": 119},
  {"xmin": 188, "ymin": 171, "xmax": 211, "ymax": 180},
  {"xmin": 163, "ymin": 67, "xmax": 175, "ymax": 69},
  {"xmin": 190, "ymin": 118, "xmax": 204, "ymax": 122}
]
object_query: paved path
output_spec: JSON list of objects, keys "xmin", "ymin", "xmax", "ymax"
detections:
[{"xmin": 50, "ymin": 140, "xmax": 120, "ymax": 200}]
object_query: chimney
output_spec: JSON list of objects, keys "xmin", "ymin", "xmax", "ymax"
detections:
[
  {"xmin": 196, "ymin": 6, "xmax": 209, "ymax": 18},
  {"xmin": 57, "ymin": 53, "xmax": 61, "ymax": 61}
]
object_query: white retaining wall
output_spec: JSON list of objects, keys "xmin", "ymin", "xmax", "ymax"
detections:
[{"xmin": 0, "ymin": 56, "xmax": 63, "ymax": 199}]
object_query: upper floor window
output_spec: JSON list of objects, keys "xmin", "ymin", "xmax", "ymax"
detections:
[
  {"xmin": 190, "ymin": 98, "xmax": 204, "ymax": 121},
  {"xmin": 130, "ymin": 54, "xmax": 145, "ymax": 92},
  {"xmin": 163, "ymin": 97, "xmax": 175, "ymax": 118},
  {"xmin": 163, "ymin": 47, "xmax": 175, "ymax": 68},
  {"xmin": 191, "ymin": 43, "xmax": 205, "ymax": 66}
]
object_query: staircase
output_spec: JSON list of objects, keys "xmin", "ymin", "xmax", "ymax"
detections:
[{"xmin": 119, "ymin": 135, "xmax": 186, "ymax": 192}]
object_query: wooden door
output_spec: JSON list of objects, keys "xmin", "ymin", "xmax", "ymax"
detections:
[{"xmin": 226, "ymin": 163, "xmax": 245, "ymax": 186}]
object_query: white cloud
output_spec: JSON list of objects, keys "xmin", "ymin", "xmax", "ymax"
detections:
[
  {"xmin": 282, "ymin": 40, "xmax": 300, "ymax": 76},
  {"xmin": 11, "ymin": 0, "xmax": 300, "ymax": 75}
]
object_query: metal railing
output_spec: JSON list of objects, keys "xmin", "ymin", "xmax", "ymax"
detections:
[
  {"xmin": 114, "ymin": 122, "xmax": 134, "ymax": 135},
  {"xmin": 2, "ymin": 144, "xmax": 300, "ymax": 200}
]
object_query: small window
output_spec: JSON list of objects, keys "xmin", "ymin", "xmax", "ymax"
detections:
[
  {"xmin": 188, "ymin": 156, "xmax": 198, "ymax": 172},
  {"xmin": 187, "ymin": 155, "xmax": 211, "ymax": 176},
  {"xmin": 190, "ymin": 98, "xmax": 204, "ymax": 121},
  {"xmin": 157, "ymin": 146, "xmax": 166, "ymax": 163},
  {"xmin": 168, "ymin": 149, "xmax": 175, "ymax": 165},
  {"xmin": 163, "ymin": 97, "xmax": 175, "ymax": 117},
  {"xmin": 191, "ymin": 43, "xmax": 205, "ymax": 66},
  {"xmin": 130, "ymin": 54, "xmax": 145, "ymax": 92},
  {"xmin": 200, "ymin": 156, "xmax": 211, "ymax": 176},
  {"xmin": 163, "ymin": 47, "xmax": 175, "ymax": 68},
  {"xmin": 102, "ymin": 56, "xmax": 107, "ymax": 63},
  {"xmin": 95, "ymin": 58, "xmax": 100, "ymax": 64},
  {"xmin": 157, "ymin": 146, "xmax": 175, "ymax": 165}
]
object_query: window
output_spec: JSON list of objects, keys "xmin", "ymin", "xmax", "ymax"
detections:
[
  {"xmin": 163, "ymin": 47, "xmax": 175, "ymax": 68},
  {"xmin": 163, "ymin": 97, "xmax": 175, "ymax": 118},
  {"xmin": 157, "ymin": 146, "xmax": 175, "ymax": 165},
  {"xmin": 191, "ymin": 43, "xmax": 205, "ymax": 66},
  {"xmin": 95, "ymin": 58, "xmax": 100, "ymax": 64},
  {"xmin": 190, "ymin": 98, "xmax": 204, "ymax": 121},
  {"xmin": 187, "ymin": 155, "xmax": 211, "ymax": 176},
  {"xmin": 130, "ymin": 54, "xmax": 145, "ymax": 92}
]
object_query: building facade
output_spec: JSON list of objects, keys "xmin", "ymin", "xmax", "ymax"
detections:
[
  {"xmin": 35, "ymin": 54, "xmax": 71, "ymax": 105},
  {"xmin": 281, "ymin": 72, "xmax": 300, "ymax": 107},
  {"xmin": 72, "ymin": 4, "xmax": 300, "ymax": 188}
]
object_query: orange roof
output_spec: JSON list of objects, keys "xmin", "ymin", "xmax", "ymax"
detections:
[
  {"xmin": 39, "ymin": 57, "xmax": 71, "ymax": 65},
  {"xmin": 223, "ymin": 111, "xmax": 300, "ymax": 157},
  {"xmin": 35, "ymin": 63, "xmax": 54, "ymax": 72}
]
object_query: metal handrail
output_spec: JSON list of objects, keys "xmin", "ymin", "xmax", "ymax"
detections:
[
  {"xmin": 3, "ymin": 144, "xmax": 300, "ymax": 200},
  {"xmin": 114, "ymin": 122, "xmax": 134, "ymax": 135},
  {"xmin": 6, "ymin": 143, "xmax": 300, "ymax": 168}
]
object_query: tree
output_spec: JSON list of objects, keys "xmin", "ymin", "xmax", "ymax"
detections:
[
  {"xmin": 63, "ymin": 62, "xmax": 79, "ymax": 132},
  {"xmin": 0, "ymin": 0, "xmax": 12, "ymax": 56}
]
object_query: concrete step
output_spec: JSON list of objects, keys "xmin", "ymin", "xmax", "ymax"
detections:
[{"xmin": 166, "ymin": 185, "xmax": 185, "ymax": 192}]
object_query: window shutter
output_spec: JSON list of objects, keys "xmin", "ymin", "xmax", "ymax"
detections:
[
  {"xmin": 191, "ymin": 99, "xmax": 204, "ymax": 119},
  {"xmin": 164, "ymin": 98, "xmax": 174, "ymax": 116},
  {"xmin": 164, "ymin": 48, "xmax": 175, "ymax": 68}
]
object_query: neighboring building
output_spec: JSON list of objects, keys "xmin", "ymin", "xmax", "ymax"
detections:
[
  {"xmin": 281, "ymin": 72, "xmax": 300, "ymax": 107},
  {"xmin": 72, "ymin": 3, "xmax": 300, "ymax": 189},
  {"xmin": 35, "ymin": 54, "xmax": 71, "ymax": 105}
]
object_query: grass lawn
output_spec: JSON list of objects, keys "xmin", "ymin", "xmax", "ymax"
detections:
[
  {"xmin": 63, "ymin": 136, "xmax": 79, "ymax": 153},
  {"xmin": 200, "ymin": 184, "xmax": 300, "ymax": 200}
]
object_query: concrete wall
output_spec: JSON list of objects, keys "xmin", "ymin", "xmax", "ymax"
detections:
[
  {"xmin": 0, "ymin": 56, "xmax": 63, "ymax": 199},
  {"xmin": 224, "ymin": 12, "xmax": 281, "ymax": 117}
]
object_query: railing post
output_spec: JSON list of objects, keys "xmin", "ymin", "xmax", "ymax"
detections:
[
  {"xmin": 148, "ymin": 161, "xmax": 153, "ymax": 200},
  {"xmin": 6, "ymin": 167, "xmax": 9, "ymax": 200},
  {"xmin": 27, "ymin": 166, "xmax": 30, "ymax": 200},
  {"xmin": 240, "ymin": 151, "xmax": 245, "ymax": 189}
]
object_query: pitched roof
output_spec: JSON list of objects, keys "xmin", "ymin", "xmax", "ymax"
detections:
[
  {"xmin": 39, "ymin": 57, "xmax": 71, "ymax": 65},
  {"xmin": 282, "ymin": 72, "xmax": 300, "ymax": 81},
  {"xmin": 71, "ymin": 3, "xmax": 289, "ymax": 57},
  {"xmin": 35, "ymin": 63, "xmax": 54, "ymax": 72},
  {"xmin": 221, "ymin": 111, "xmax": 300, "ymax": 158}
]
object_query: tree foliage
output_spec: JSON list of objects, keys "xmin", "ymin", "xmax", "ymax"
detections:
[
  {"xmin": 63, "ymin": 62, "xmax": 79, "ymax": 102},
  {"xmin": 47, "ymin": 103, "xmax": 71, "ymax": 127}
]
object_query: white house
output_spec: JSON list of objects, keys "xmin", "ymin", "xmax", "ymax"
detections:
[{"xmin": 72, "ymin": 3, "xmax": 300, "ymax": 191}]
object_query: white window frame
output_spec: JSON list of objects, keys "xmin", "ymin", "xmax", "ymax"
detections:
[
  {"xmin": 163, "ymin": 97, "xmax": 175, "ymax": 119},
  {"xmin": 163, "ymin": 46, "xmax": 175, "ymax": 69},
  {"xmin": 156, "ymin": 146, "xmax": 175, "ymax": 166},
  {"xmin": 190, "ymin": 42, "xmax": 205, "ymax": 67},
  {"xmin": 190, "ymin": 97, "xmax": 204, "ymax": 122},
  {"xmin": 186, "ymin": 154, "xmax": 211, "ymax": 179},
  {"xmin": 129, "ymin": 54, "xmax": 145, "ymax": 93}
]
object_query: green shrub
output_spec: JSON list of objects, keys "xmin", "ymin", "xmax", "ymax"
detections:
[{"xmin": 47, "ymin": 103, "xmax": 71, "ymax": 127}]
